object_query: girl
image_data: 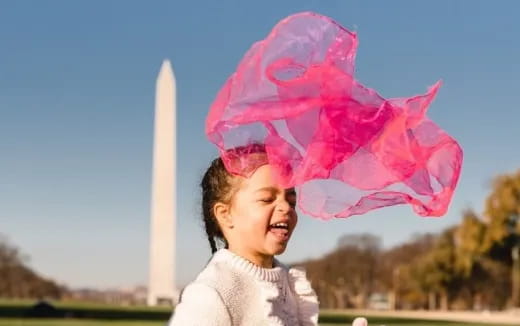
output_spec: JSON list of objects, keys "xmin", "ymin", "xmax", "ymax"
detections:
[
  {"xmin": 168, "ymin": 151, "xmax": 368, "ymax": 325},
  {"xmin": 168, "ymin": 8, "xmax": 454, "ymax": 324}
]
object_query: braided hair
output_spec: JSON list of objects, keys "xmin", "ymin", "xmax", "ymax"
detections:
[
  {"xmin": 200, "ymin": 157, "xmax": 236, "ymax": 254},
  {"xmin": 201, "ymin": 145, "xmax": 267, "ymax": 254}
]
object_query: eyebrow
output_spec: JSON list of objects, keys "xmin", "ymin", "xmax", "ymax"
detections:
[{"xmin": 255, "ymin": 187, "xmax": 296, "ymax": 196}]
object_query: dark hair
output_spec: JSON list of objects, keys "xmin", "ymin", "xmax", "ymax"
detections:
[
  {"xmin": 200, "ymin": 157, "xmax": 237, "ymax": 254},
  {"xmin": 201, "ymin": 145, "xmax": 267, "ymax": 254}
]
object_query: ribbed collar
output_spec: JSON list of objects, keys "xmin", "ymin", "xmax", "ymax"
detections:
[{"xmin": 213, "ymin": 249, "xmax": 285, "ymax": 282}]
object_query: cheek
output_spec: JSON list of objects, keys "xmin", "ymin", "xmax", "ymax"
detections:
[
  {"xmin": 253, "ymin": 210, "xmax": 276, "ymax": 235},
  {"xmin": 252, "ymin": 209, "xmax": 274, "ymax": 229},
  {"xmin": 234, "ymin": 207, "xmax": 272, "ymax": 233}
]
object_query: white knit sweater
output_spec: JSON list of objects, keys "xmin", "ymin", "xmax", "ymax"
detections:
[{"xmin": 168, "ymin": 249, "xmax": 319, "ymax": 326}]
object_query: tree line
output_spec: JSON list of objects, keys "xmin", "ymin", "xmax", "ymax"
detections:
[
  {"xmin": 297, "ymin": 169, "xmax": 520, "ymax": 311},
  {"xmin": 0, "ymin": 235, "xmax": 64, "ymax": 299}
]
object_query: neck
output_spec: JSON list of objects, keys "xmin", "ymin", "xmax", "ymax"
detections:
[{"xmin": 228, "ymin": 245, "xmax": 274, "ymax": 268}]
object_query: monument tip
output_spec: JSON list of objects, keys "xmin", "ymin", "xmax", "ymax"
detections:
[
  {"xmin": 160, "ymin": 59, "xmax": 172, "ymax": 72},
  {"xmin": 157, "ymin": 59, "xmax": 175, "ymax": 83}
]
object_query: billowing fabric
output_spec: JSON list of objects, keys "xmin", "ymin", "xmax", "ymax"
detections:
[{"xmin": 206, "ymin": 12, "xmax": 463, "ymax": 219}]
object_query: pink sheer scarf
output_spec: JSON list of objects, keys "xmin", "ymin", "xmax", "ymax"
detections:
[{"xmin": 206, "ymin": 12, "xmax": 463, "ymax": 219}]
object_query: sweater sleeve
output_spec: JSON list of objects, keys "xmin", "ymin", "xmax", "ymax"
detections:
[{"xmin": 168, "ymin": 282, "xmax": 232, "ymax": 326}]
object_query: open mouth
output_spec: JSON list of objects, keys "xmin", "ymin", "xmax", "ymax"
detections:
[
  {"xmin": 269, "ymin": 222, "xmax": 289, "ymax": 230},
  {"xmin": 268, "ymin": 222, "xmax": 290, "ymax": 241}
]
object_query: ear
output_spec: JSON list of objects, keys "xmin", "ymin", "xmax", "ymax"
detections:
[{"xmin": 213, "ymin": 202, "xmax": 234, "ymax": 229}]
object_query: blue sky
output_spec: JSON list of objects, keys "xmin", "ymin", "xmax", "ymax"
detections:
[{"xmin": 1, "ymin": 0, "xmax": 519, "ymax": 289}]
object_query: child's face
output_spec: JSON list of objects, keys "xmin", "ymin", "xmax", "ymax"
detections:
[{"xmin": 228, "ymin": 164, "xmax": 298, "ymax": 258}]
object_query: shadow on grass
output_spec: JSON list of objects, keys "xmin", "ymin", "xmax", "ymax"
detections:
[{"xmin": 0, "ymin": 303, "xmax": 171, "ymax": 321}]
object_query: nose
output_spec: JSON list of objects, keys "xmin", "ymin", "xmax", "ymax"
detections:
[{"xmin": 276, "ymin": 198, "xmax": 291, "ymax": 213}]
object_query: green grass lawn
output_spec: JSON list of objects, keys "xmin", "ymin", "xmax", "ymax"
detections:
[
  {"xmin": 318, "ymin": 314, "xmax": 508, "ymax": 326},
  {"xmin": 0, "ymin": 320, "xmax": 163, "ymax": 326},
  {"xmin": 0, "ymin": 316, "xmax": 509, "ymax": 326},
  {"xmin": 0, "ymin": 318, "xmax": 509, "ymax": 326},
  {"xmin": 0, "ymin": 300, "xmax": 511, "ymax": 326},
  {"xmin": 319, "ymin": 319, "xmax": 506, "ymax": 325}
]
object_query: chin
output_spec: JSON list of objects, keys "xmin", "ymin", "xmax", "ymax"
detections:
[
  {"xmin": 273, "ymin": 249, "xmax": 286, "ymax": 256},
  {"xmin": 269, "ymin": 243, "xmax": 288, "ymax": 256}
]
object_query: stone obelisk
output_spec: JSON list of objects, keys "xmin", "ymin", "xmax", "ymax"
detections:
[{"xmin": 147, "ymin": 60, "xmax": 178, "ymax": 306}]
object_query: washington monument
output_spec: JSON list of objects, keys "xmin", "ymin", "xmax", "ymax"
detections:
[{"xmin": 147, "ymin": 60, "xmax": 178, "ymax": 306}]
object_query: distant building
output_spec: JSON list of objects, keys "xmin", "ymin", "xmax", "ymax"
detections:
[
  {"xmin": 65, "ymin": 285, "xmax": 148, "ymax": 305},
  {"xmin": 368, "ymin": 292, "xmax": 391, "ymax": 310}
]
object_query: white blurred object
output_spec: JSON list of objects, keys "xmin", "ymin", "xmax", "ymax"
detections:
[{"xmin": 352, "ymin": 317, "xmax": 368, "ymax": 326}]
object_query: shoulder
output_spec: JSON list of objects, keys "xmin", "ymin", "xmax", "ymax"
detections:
[
  {"xmin": 169, "ymin": 255, "xmax": 238, "ymax": 326},
  {"xmin": 195, "ymin": 255, "xmax": 247, "ymax": 291},
  {"xmin": 182, "ymin": 252, "xmax": 254, "ymax": 304},
  {"xmin": 169, "ymin": 282, "xmax": 231, "ymax": 326},
  {"xmin": 180, "ymin": 281, "xmax": 222, "ymax": 300},
  {"xmin": 171, "ymin": 254, "xmax": 260, "ymax": 325}
]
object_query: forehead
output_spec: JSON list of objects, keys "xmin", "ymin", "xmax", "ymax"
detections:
[{"xmin": 238, "ymin": 165, "xmax": 295, "ymax": 194}]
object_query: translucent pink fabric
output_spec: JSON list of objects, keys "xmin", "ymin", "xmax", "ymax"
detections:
[{"xmin": 206, "ymin": 12, "xmax": 463, "ymax": 219}]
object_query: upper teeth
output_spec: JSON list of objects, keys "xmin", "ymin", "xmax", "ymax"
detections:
[{"xmin": 272, "ymin": 223, "xmax": 288, "ymax": 228}]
